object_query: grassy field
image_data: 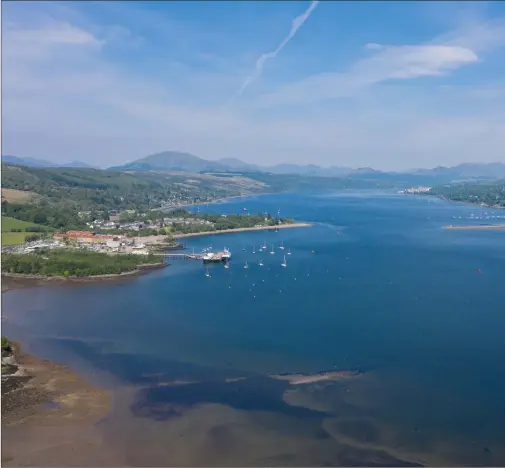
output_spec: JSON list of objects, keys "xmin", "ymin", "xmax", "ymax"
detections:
[
  {"xmin": 1, "ymin": 188, "xmax": 37, "ymax": 203},
  {"xmin": 1, "ymin": 216, "xmax": 42, "ymax": 231},
  {"xmin": 1, "ymin": 232, "xmax": 31, "ymax": 246},
  {"xmin": 1, "ymin": 216, "xmax": 48, "ymax": 246}
]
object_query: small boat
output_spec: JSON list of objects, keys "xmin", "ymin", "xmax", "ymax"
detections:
[
  {"xmin": 244, "ymin": 261, "xmax": 249, "ymax": 269},
  {"xmin": 281, "ymin": 255, "xmax": 287, "ymax": 268},
  {"xmin": 262, "ymin": 240, "xmax": 267, "ymax": 249},
  {"xmin": 205, "ymin": 268, "xmax": 211, "ymax": 278},
  {"xmin": 224, "ymin": 263, "xmax": 229, "ymax": 269},
  {"xmin": 279, "ymin": 241, "xmax": 285, "ymax": 250},
  {"xmin": 259, "ymin": 260, "xmax": 264, "ymax": 267},
  {"xmin": 287, "ymin": 248, "xmax": 292, "ymax": 255},
  {"xmin": 253, "ymin": 246, "xmax": 256, "ymax": 254},
  {"xmin": 311, "ymin": 250, "xmax": 316, "ymax": 254},
  {"xmin": 270, "ymin": 245, "xmax": 275, "ymax": 254}
]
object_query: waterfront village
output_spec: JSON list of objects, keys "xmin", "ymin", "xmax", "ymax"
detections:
[
  {"xmin": 398, "ymin": 186, "xmax": 432, "ymax": 194},
  {"xmin": 2, "ymin": 207, "xmax": 293, "ymax": 257}
]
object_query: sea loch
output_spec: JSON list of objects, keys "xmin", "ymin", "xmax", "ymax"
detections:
[{"xmin": 3, "ymin": 191, "xmax": 505, "ymax": 466}]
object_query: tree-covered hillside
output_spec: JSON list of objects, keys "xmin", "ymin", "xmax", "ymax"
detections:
[{"xmin": 429, "ymin": 180, "xmax": 505, "ymax": 207}]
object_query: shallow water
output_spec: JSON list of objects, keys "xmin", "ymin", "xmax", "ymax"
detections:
[{"xmin": 3, "ymin": 191, "xmax": 505, "ymax": 466}]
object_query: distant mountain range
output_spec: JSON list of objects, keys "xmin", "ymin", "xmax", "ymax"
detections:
[
  {"xmin": 108, "ymin": 150, "xmax": 505, "ymax": 182},
  {"xmin": 4, "ymin": 151, "xmax": 505, "ymax": 183},
  {"xmin": 2, "ymin": 155, "xmax": 97, "ymax": 169}
]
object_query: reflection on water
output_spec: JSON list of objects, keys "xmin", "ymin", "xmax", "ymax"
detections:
[{"xmin": 3, "ymin": 191, "xmax": 505, "ymax": 466}]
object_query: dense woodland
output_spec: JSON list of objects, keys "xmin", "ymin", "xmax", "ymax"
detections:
[
  {"xmin": 2, "ymin": 202, "xmax": 85, "ymax": 230},
  {"xmin": 429, "ymin": 180, "xmax": 505, "ymax": 207},
  {"xmin": 1, "ymin": 250, "xmax": 160, "ymax": 277}
]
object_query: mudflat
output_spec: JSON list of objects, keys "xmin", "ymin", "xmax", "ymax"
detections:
[{"xmin": 2, "ymin": 344, "xmax": 123, "ymax": 466}]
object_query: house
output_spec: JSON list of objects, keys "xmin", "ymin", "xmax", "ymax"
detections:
[{"xmin": 54, "ymin": 231, "xmax": 119, "ymax": 244}]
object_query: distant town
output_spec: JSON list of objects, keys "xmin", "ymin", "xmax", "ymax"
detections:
[{"xmin": 399, "ymin": 186, "xmax": 432, "ymax": 194}]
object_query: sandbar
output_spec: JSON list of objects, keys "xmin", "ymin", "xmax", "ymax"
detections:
[
  {"xmin": 269, "ymin": 369, "xmax": 362, "ymax": 385},
  {"xmin": 443, "ymin": 224, "xmax": 505, "ymax": 230}
]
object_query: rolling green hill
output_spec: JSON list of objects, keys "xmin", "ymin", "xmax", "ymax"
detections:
[{"xmin": 1, "ymin": 164, "xmax": 268, "ymax": 212}]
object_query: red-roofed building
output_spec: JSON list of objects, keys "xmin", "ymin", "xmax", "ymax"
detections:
[{"xmin": 54, "ymin": 231, "xmax": 117, "ymax": 243}]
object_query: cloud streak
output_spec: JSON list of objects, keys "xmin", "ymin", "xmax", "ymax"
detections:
[
  {"xmin": 255, "ymin": 14, "xmax": 505, "ymax": 108},
  {"xmin": 232, "ymin": 0, "xmax": 319, "ymax": 99},
  {"xmin": 256, "ymin": 44, "xmax": 479, "ymax": 107}
]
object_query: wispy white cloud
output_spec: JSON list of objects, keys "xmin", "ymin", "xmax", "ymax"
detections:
[
  {"xmin": 257, "ymin": 45, "xmax": 478, "ymax": 107},
  {"xmin": 232, "ymin": 0, "xmax": 319, "ymax": 100},
  {"xmin": 256, "ymin": 15, "xmax": 505, "ymax": 108},
  {"xmin": 3, "ymin": 20, "xmax": 103, "ymax": 61}
]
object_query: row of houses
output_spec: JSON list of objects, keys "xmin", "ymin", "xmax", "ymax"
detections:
[
  {"xmin": 52, "ymin": 231, "xmax": 150, "ymax": 253},
  {"xmin": 53, "ymin": 231, "xmax": 119, "ymax": 244}
]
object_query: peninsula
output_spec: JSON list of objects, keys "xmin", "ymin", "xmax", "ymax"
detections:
[{"xmin": 1, "ymin": 250, "xmax": 165, "ymax": 278}]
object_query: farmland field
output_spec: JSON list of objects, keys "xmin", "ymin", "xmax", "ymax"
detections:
[{"xmin": 1, "ymin": 216, "xmax": 50, "ymax": 246}]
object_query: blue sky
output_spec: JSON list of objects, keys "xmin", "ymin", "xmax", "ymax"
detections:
[{"xmin": 2, "ymin": 1, "xmax": 505, "ymax": 169}]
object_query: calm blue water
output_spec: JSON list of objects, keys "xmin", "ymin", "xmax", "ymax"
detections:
[{"xmin": 3, "ymin": 191, "xmax": 505, "ymax": 466}]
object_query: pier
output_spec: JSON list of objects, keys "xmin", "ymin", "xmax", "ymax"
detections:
[
  {"xmin": 153, "ymin": 253, "xmax": 204, "ymax": 260},
  {"xmin": 153, "ymin": 250, "xmax": 231, "ymax": 262}
]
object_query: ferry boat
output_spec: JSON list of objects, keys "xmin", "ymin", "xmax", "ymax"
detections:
[{"xmin": 203, "ymin": 248, "xmax": 232, "ymax": 263}]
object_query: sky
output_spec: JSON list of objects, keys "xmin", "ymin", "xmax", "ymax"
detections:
[{"xmin": 2, "ymin": 1, "xmax": 505, "ymax": 170}]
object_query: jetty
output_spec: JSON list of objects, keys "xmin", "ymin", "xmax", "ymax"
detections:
[
  {"xmin": 154, "ymin": 248, "xmax": 232, "ymax": 263},
  {"xmin": 153, "ymin": 253, "xmax": 203, "ymax": 260}
]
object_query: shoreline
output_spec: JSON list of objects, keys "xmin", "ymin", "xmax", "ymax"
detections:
[
  {"xmin": 435, "ymin": 195, "xmax": 504, "ymax": 210},
  {"xmin": 172, "ymin": 222, "xmax": 312, "ymax": 239},
  {"xmin": 1, "ymin": 262, "xmax": 167, "ymax": 290},
  {"xmin": 443, "ymin": 224, "xmax": 505, "ymax": 230},
  {"xmin": 160, "ymin": 191, "xmax": 277, "ymax": 211},
  {"xmin": 2, "ymin": 341, "xmax": 115, "ymax": 466}
]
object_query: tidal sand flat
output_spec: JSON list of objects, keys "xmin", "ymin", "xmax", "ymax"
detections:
[
  {"xmin": 3, "ymin": 191, "xmax": 505, "ymax": 466},
  {"xmin": 1, "ymin": 343, "xmax": 120, "ymax": 466},
  {"xmin": 269, "ymin": 369, "xmax": 362, "ymax": 385}
]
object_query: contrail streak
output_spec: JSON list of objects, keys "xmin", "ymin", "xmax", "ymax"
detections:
[{"xmin": 233, "ymin": 0, "xmax": 319, "ymax": 100}]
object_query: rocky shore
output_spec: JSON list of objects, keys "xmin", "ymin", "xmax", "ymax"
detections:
[{"xmin": 1, "ymin": 339, "xmax": 118, "ymax": 466}]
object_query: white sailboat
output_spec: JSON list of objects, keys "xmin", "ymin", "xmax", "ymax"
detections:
[
  {"xmin": 258, "ymin": 260, "xmax": 264, "ymax": 267},
  {"xmin": 281, "ymin": 255, "xmax": 287, "ymax": 268},
  {"xmin": 279, "ymin": 241, "xmax": 285, "ymax": 250},
  {"xmin": 244, "ymin": 261, "xmax": 249, "ymax": 269},
  {"xmin": 262, "ymin": 240, "xmax": 267, "ymax": 249},
  {"xmin": 224, "ymin": 263, "xmax": 229, "ymax": 269},
  {"xmin": 270, "ymin": 245, "xmax": 275, "ymax": 255},
  {"xmin": 287, "ymin": 248, "xmax": 292, "ymax": 256},
  {"xmin": 205, "ymin": 267, "xmax": 211, "ymax": 277},
  {"xmin": 253, "ymin": 246, "xmax": 256, "ymax": 254}
]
